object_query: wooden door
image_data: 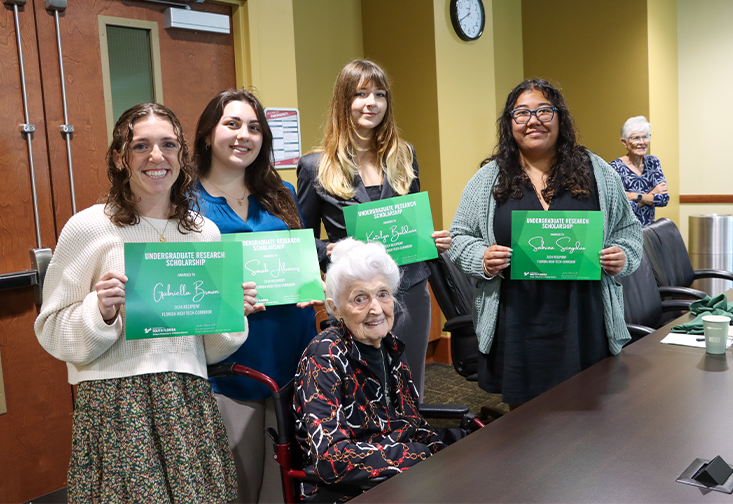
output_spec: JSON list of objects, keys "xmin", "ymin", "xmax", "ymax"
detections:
[{"xmin": 0, "ymin": 1, "xmax": 235, "ymax": 502}]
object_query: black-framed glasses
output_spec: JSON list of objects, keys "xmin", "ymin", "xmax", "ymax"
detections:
[{"xmin": 510, "ymin": 107, "xmax": 558, "ymax": 124}]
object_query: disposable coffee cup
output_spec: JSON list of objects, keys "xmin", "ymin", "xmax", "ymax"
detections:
[{"xmin": 702, "ymin": 315, "xmax": 730, "ymax": 355}]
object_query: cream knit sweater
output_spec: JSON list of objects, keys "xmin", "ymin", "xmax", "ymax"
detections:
[{"xmin": 35, "ymin": 204, "xmax": 248, "ymax": 385}]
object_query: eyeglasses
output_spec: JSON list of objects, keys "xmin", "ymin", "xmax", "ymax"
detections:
[
  {"xmin": 510, "ymin": 107, "xmax": 558, "ymax": 124},
  {"xmin": 628, "ymin": 134, "xmax": 651, "ymax": 143}
]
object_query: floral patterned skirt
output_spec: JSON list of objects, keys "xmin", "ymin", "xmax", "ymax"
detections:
[{"xmin": 68, "ymin": 372, "xmax": 237, "ymax": 504}]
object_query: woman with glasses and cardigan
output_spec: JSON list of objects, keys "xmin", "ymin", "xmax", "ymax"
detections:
[
  {"xmin": 608, "ymin": 116, "xmax": 669, "ymax": 226},
  {"xmin": 448, "ymin": 79, "xmax": 642, "ymax": 410}
]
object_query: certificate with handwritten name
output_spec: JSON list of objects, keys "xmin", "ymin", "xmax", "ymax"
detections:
[
  {"xmin": 124, "ymin": 242, "xmax": 245, "ymax": 340},
  {"xmin": 222, "ymin": 229, "xmax": 324, "ymax": 306},
  {"xmin": 343, "ymin": 192, "xmax": 438, "ymax": 266},
  {"xmin": 510, "ymin": 210, "xmax": 604, "ymax": 280}
]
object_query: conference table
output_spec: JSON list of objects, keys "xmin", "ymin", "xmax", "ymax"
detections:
[{"xmin": 352, "ymin": 307, "xmax": 733, "ymax": 503}]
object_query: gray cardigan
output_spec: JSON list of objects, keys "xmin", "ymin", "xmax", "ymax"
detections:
[{"xmin": 447, "ymin": 151, "xmax": 643, "ymax": 355}]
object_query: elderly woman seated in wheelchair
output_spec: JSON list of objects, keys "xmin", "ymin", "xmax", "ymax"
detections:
[{"xmin": 293, "ymin": 238, "xmax": 449, "ymax": 502}]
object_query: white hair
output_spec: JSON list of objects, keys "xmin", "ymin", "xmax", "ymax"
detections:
[
  {"xmin": 620, "ymin": 116, "xmax": 651, "ymax": 140},
  {"xmin": 325, "ymin": 238, "xmax": 401, "ymax": 316}
]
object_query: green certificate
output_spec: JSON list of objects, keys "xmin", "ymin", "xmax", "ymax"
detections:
[
  {"xmin": 222, "ymin": 229, "xmax": 324, "ymax": 306},
  {"xmin": 343, "ymin": 192, "xmax": 438, "ymax": 266},
  {"xmin": 510, "ymin": 210, "xmax": 604, "ymax": 280},
  {"xmin": 124, "ymin": 242, "xmax": 245, "ymax": 340}
]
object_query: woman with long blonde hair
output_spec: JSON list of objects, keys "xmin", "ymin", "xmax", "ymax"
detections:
[{"xmin": 297, "ymin": 59, "xmax": 451, "ymax": 397}]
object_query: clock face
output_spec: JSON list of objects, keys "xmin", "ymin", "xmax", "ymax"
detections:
[{"xmin": 450, "ymin": 0, "xmax": 485, "ymax": 41}]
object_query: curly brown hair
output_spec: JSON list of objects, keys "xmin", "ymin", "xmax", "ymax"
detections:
[
  {"xmin": 486, "ymin": 79, "xmax": 591, "ymax": 203},
  {"xmin": 105, "ymin": 103, "xmax": 200, "ymax": 232},
  {"xmin": 193, "ymin": 89, "xmax": 302, "ymax": 230}
]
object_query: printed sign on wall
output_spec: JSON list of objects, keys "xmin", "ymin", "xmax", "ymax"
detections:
[{"xmin": 265, "ymin": 108, "xmax": 301, "ymax": 169}]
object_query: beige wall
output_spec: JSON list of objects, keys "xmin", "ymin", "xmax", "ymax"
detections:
[
  {"xmin": 293, "ymin": 0, "xmax": 363, "ymax": 154},
  {"xmin": 432, "ymin": 0, "xmax": 497, "ymax": 229},
  {"xmin": 362, "ymin": 1, "xmax": 444, "ymax": 226},
  {"xmin": 647, "ymin": 0, "xmax": 679, "ymax": 225},
  {"xmin": 361, "ymin": 1, "xmax": 499, "ymax": 230},
  {"xmin": 522, "ymin": 0, "xmax": 650, "ymax": 162},
  {"xmin": 236, "ymin": 0, "xmax": 299, "ymax": 186},
  {"xmin": 492, "ymin": 0, "xmax": 524, "ymax": 116},
  {"xmin": 677, "ymin": 0, "xmax": 733, "ymax": 242}
]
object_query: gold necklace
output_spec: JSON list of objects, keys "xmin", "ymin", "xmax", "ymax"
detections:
[
  {"xmin": 140, "ymin": 216, "xmax": 170, "ymax": 242},
  {"xmin": 207, "ymin": 180, "xmax": 248, "ymax": 207}
]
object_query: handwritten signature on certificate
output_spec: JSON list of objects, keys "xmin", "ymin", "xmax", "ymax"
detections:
[
  {"xmin": 154, "ymin": 280, "xmax": 220, "ymax": 303},
  {"xmin": 244, "ymin": 257, "xmax": 301, "ymax": 278},
  {"xmin": 527, "ymin": 236, "xmax": 586, "ymax": 254},
  {"xmin": 366, "ymin": 224, "xmax": 418, "ymax": 244}
]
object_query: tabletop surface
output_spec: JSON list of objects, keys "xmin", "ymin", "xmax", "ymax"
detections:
[{"xmin": 352, "ymin": 312, "xmax": 733, "ymax": 503}]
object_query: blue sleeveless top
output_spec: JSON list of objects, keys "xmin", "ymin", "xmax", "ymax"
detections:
[{"xmin": 196, "ymin": 181, "xmax": 317, "ymax": 400}]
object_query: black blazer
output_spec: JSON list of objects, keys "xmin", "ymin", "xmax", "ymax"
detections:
[{"xmin": 296, "ymin": 150, "xmax": 430, "ymax": 291}]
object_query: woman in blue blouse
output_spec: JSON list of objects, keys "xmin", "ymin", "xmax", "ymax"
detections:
[
  {"xmin": 609, "ymin": 116, "xmax": 669, "ymax": 226},
  {"xmin": 193, "ymin": 89, "xmax": 317, "ymax": 503}
]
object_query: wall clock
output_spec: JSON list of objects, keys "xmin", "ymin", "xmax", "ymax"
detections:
[{"xmin": 450, "ymin": 0, "xmax": 485, "ymax": 41}]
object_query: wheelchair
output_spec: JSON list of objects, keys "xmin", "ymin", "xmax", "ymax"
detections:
[{"xmin": 208, "ymin": 363, "xmax": 484, "ymax": 503}]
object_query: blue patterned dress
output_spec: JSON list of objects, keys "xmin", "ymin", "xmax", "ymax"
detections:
[{"xmin": 609, "ymin": 155, "xmax": 668, "ymax": 226}]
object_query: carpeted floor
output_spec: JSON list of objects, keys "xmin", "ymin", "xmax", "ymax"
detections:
[{"xmin": 422, "ymin": 362, "xmax": 509, "ymax": 425}]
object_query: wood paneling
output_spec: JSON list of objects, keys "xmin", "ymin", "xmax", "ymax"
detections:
[
  {"xmin": 0, "ymin": 290, "xmax": 72, "ymax": 503},
  {"xmin": 34, "ymin": 1, "xmax": 236, "ymax": 233},
  {"xmin": 680, "ymin": 195, "xmax": 733, "ymax": 204},
  {"xmin": 1, "ymin": 1, "xmax": 237, "ymax": 501},
  {"xmin": 0, "ymin": 1, "xmax": 57, "ymax": 271},
  {"xmin": 1, "ymin": 2, "xmax": 73, "ymax": 501},
  {"xmin": 160, "ymin": 2, "xmax": 235, "ymax": 136}
]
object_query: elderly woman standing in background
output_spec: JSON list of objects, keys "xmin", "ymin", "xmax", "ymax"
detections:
[
  {"xmin": 609, "ymin": 116, "xmax": 669, "ymax": 226},
  {"xmin": 448, "ymin": 79, "xmax": 642, "ymax": 410}
]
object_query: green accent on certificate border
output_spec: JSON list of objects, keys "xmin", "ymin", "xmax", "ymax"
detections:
[
  {"xmin": 222, "ymin": 229, "xmax": 324, "ymax": 306},
  {"xmin": 510, "ymin": 210, "xmax": 604, "ymax": 280},
  {"xmin": 124, "ymin": 242, "xmax": 245, "ymax": 340},
  {"xmin": 343, "ymin": 192, "xmax": 438, "ymax": 266}
]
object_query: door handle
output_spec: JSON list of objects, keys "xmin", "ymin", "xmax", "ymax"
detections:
[
  {"xmin": 46, "ymin": 0, "xmax": 77, "ymax": 214},
  {"xmin": 6, "ymin": 0, "xmax": 43, "ymax": 249}
]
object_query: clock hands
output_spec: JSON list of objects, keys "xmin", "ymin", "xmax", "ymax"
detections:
[{"xmin": 459, "ymin": 4, "xmax": 474, "ymax": 23}]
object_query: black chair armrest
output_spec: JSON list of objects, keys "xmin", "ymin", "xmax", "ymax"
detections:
[
  {"xmin": 443, "ymin": 314, "xmax": 474, "ymax": 332},
  {"xmin": 626, "ymin": 323, "xmax": 655, "ymax": 338},
  {"xmin": 419, "ymin": 403, "xmax": 470, "ymax": 419},
  {"xmin": 207, "ymin": 362, "xmax": 235, "ymax": 378},
  {"xmin": 693, "ymin": 269, "xmax": 733, "ymax": 282},
  {"xmin": 302, "ymin": 465, "xmax": 324, "ymax": 482},
  {"xmin": 661, "ymin": 299, "xmax": 693, "ymax": 312},
  {"xmin": 303, "ymin": 466, "xmax": 388, "ymax": 487},
  {"xmin": 658, "ymin": 285, "xmax": 707, "ymax": 300}
]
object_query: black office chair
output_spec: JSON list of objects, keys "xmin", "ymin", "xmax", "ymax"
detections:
[
  {"xmin": 616, "ymin": 252, "xmax": 694, "ymax": 343},
  {"xmin": 426, "ymin": 253, "xmax": 479, "ymax": 380},
  {"xmin": 643, "ymin": 218, "xmax": 733, "ymax": 298},
  {"xmin": 208, "ymin": 363, "xmax": 482, "ymax": 503}
]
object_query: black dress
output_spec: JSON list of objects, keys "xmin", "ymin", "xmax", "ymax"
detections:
[{"xmin": 478, "ymin": 170, "xmax": 610, "ymax": 404}]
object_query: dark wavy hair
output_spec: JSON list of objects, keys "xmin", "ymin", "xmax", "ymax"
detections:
[
  {"xmin": 193, "ymin": 89, "xmax": 302, "ymax": 230},
  {"xmin": 486, "ymin": 79, "xmax": 590, "ymax": 203},
  {"xmin": 105, "ymin": 103, "xmax": 200, "ymax": 232}
]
